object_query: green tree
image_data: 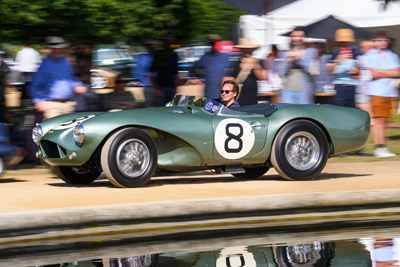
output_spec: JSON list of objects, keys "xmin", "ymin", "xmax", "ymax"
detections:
[
  {"xmin": 0, "ymin": 0, "xmax": 160, "ymax": 44},
  {"xmin": 0, "ymin": 0, "xmax": 244, "ymax": 44},
  {"xmin": 0, "ymin": 0, "xmax": 245, "ymax": 80},
  {"xmin": 377, "ymin": 0, "xmax": 400, "ymax": 8},
  {"xmin": 188, "ymin": 0, "xmax": 246, "ymax": 41}
]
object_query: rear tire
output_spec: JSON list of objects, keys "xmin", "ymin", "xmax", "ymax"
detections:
[
  {"xmin": 53, "ymin": 166, "xmax": 101, "ymax": 184},
  {"xmin": 232, "ymin": 167, "xmax": 269, "ymax": 179},
  {"xmin": 271, "ymin": 120, "xmax": 328, "ymax": 181},
  {"xmin": 274, "ymin": 242, "xmax": 332, "ymax": 266}
]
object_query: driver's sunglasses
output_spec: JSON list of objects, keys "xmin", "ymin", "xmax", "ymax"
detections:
[
  {"xmin": 220, "ymin": 90, "xmax": 233, "ymax": 94},
  {"xmin": 115, "ymin": 80, "xmax": 126, "ymax": 84},
  {"xmin": 372, "ymin": 38, "xmax": 389, "ymax": 42}
]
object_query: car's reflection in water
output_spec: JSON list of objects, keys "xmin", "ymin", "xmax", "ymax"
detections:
[
  {"xmin": 32, "ymin": 239, "xmax": 380, "ymax": 267},
  {"xmin": 109, "ymin": 255, "xmax": 158, "ymax": 267},
  {"xmin": 274, "ymin": 241, "xmax": 332, "ymax": 266}
]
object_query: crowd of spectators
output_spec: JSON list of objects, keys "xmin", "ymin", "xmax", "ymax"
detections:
[
  {"xmin": 1, "ymin": 28, "xmax": 399, "ymax": 161},
  {"xmin": 133, "ymin": 29, "xmax": 399, "ymax": 159}
]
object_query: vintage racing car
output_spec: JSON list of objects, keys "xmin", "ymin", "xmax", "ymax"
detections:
[{"xmin": 32, "ymin": 95, "xmax": 370, "ymax": 188}]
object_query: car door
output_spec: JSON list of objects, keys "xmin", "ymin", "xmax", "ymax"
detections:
[{"xmin": 212, "ymin": 115, "xmax": 268, "ymax": 161}]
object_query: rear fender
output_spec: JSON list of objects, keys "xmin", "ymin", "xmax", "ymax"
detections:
[{"xmin": 263, "ymin": 105, "xmax": 370, "ymax": 159}]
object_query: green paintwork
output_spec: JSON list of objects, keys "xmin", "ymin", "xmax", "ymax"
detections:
[{"xmin": 36, "ymin": 96, "xmax": 370, "ymax": 170}]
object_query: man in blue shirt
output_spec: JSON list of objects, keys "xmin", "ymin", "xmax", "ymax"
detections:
[
  {"xmin": 30, "ymin": 36, "xmax": 87, "ymax": 120},
  {"xmin": 190, "ymin": 34, "xmax": 232, "ymax": 101},
  {"xmin": 131, "ymin": 40, "xmax": 155, "ymax": 107},
  {"xmin": 364, "ymin": 30, "xmax": 400, "ymax": 158},
  {"xmin": 220, "ymin": 80, "xmax": 240, "ymax": 108}
]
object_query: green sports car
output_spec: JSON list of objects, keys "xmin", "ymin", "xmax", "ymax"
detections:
[{"xmin": 32, "ymin": 95, "xmax": 370, "ymax": 188}]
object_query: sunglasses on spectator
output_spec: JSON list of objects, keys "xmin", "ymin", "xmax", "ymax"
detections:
[
  {"xmin": 372, "ymin": 39, "xmax": 389, "ymax": 42},
  {"xmin": 220, "ymin": 90, "xmax": 233, "ymax": 94},
  {"xmin": 115, "ymin": 80, "xmax": 125, "ymax": 84}
]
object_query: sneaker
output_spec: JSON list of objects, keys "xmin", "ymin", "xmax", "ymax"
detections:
[{"xmin": 374, "ymin": 148, "xmax": 396, "ymax": 158}]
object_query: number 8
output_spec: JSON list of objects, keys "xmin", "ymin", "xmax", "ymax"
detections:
[{"xmin": 225, "ymin": 123, "xmax": 243, "ymax": 153}]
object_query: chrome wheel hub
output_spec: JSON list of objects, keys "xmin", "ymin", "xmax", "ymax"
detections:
[
  {"xmin": 116, "ymin": 138, "xmax": 150, "ymax": 178},
  {"xmin": 287, "ymin": 241, "xmax": 324, "ymax": 264},
  {"xmin": 285, "ymin": 131, "xmax": 320, "ymax": 170}
]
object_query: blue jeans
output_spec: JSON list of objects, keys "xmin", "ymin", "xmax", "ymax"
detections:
[{"xmin": 333, "ymin": 84, "xmax": 356, "ymax": 108}]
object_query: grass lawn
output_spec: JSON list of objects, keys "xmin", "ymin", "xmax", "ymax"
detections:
[
  {"xmin": 389, "ymin": 113, "xmax": 400, "ymax": 125},
  {"xmin": 328, "ymin": 113, "xmax": 400, "ymax": 163}
]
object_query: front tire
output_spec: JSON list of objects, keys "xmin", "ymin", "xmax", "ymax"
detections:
[
  {"xmin": 271, "ymin": 120, "xmax": 328, "ymax": 181},
  {"xmin": 101, "ymin": 128, "xmax": 157, "ymax": 188},
  {"xmin": 53, "ymin": 166, "xmax": 101, "ymax": 184},
  {"xmin": 0, "ymin": 158, "xmax": 4, "ymax": 176},
  {"xmin": 232, "ymin": 167, "xmax": 270, "ymax": 179}
]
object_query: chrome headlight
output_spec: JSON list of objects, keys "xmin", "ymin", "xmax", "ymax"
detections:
[
  {"xmin": 73, "ymin": 123, "xmax": 85, "ymax": 146},
  {"xmin": 32, "ymin": 124, "xmax": 43, "ymax": 144}
]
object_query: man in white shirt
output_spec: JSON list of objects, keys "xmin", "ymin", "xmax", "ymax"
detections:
[{"xmin": 16, "ymin": 44, "xmax": 42, "ymax": 100}]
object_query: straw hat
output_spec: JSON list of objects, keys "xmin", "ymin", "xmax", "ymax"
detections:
[
  {"xmin": 335, "ymin": 29, "xmax": 355, "ymax": 42},
  {"xmin": 234, "ymin": 38, "xmax": 260, "ymax": 49},
  {"xmin": 44, "ymin": 36, "xmax": 70, "ymax": 48}
]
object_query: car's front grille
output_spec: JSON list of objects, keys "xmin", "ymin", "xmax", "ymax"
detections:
[{"xmin": 40, "ymin": 140, "xmax": 66, "ymax": 158}]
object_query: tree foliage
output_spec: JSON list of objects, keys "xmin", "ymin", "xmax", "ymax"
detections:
[
  {"xmin": 0, "ymin": 0, "xmax": 246, "ymax": 45},
  {"xmin": 377, "ymin": 0, "xmax": 400, "ymax": 8},
  {"xmin": 0, "ymin": 0, "xmax": 245, "ymax": 82}
]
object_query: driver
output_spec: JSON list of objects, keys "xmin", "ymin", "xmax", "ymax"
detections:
[{"xmin": 220, "ymin": 80, "xmax": 240, "ymax": 108}]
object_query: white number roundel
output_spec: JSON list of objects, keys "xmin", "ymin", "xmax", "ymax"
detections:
[
  {"xmin": 216, "ymin": 246, "xmax": 256, "ymax": 267},
  {"xmin": 214, "ymin": 118, "xmax": 255, "ymax": 160}
]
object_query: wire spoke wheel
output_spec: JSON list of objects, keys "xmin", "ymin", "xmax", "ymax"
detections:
[
  {"xmin": 116, "ymin": 138, "xmax": 150, "ymax": 178},
  {"xmin": 285, "ymin": 131, "xmax": 320, "ymax": 170},
  {"xmin": 0, "ymin": 158, "xmax": 4, "ymax": 176},
  {"xmin": 101, "ymin": 128, "xmax": 157, "ymax": 188},
  {"xmin": 271, "ymin": 120, "xmax": 328, "ymax": 181}
]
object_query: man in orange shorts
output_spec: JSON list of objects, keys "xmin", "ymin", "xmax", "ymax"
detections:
[{"xmin": 363, "ymin": 30, "xmax": 400, "ymax": 158}]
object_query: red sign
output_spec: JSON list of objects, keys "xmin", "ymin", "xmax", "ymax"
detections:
[{"xmin": 214, "ymin": 42, "xmax": 239, "ymax": 53}]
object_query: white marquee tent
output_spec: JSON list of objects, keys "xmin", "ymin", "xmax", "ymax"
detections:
[{"xmin": 240, "ymin": 0, "xmax": 400, "ymax": 58}]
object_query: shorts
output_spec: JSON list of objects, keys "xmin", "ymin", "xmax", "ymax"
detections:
[{"xmin": 371, "ymin": 96, "xmax": 395, "ymax": 118}]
